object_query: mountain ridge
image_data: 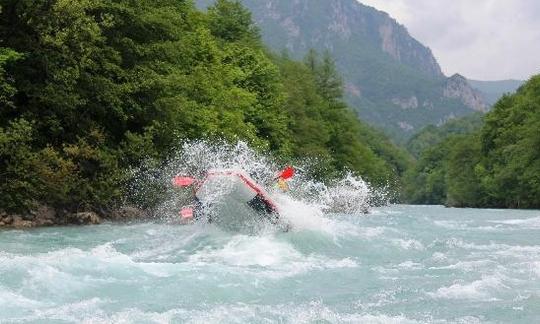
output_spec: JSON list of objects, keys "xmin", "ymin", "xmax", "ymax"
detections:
[
  {"xmin": 196, "ymin": 0, "xmax": 486, "ymax": 142},
  {"xmin": 468, "ymin": 79, "xmax": 525, "ymax": 106}
]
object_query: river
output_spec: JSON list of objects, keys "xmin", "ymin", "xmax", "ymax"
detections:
[{"xmin": 1, "ymin": 205, "xmax": 539, "ymax": 323}]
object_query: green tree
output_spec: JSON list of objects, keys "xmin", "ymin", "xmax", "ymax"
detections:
[
  {"xmin": 0, "ymin": 0, "xmax": 412, "ymax": 213},
  {"xmin": 445, "ymin": 134, "xmax": 485, "ymax": 207},
  {"xmin": 479, "ymin": 76, "xmax": 540, "ymax": 208},
  {"xmin": 0, "ymin": 47, "xmax": 21, "ymax": 107},
  {"xmin": 207, "ymin": 0, "xmax": 260, "ymax": 43},
  {"xmin": 405, "ymin": 75, "xmax": 540, "ymax": 208}
]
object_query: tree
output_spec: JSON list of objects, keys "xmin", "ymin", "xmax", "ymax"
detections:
[
  {"xmin": 0, "ymin": 47, "xmax": 21, "ymax": 107},
  {"xmin": 207, "ymin": 0, "xmax": 260, "ymax": 43},
  {"xmin": 316, "ymin": 51, "xmax": 344, "ymax": 102},
  {"xmin": 405, "ymin": 75, "xmax": 540, "ymax": 208},
  {"xmin": 0, "ymin": 0, "xmax": 411, "ymax": 213},
  {"xmin": 445, "ymin": 135, "xmax": 485, "ymax": 207}
]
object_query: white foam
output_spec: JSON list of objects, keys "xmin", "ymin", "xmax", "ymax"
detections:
[
  {"xmin": 433, "ymin": 220, "xmax": 469, "ymax": 230},
  {"xmin": 187, "ymin": 234, "xmax": 357, "ymax": 278},
  {"xmin": 533, "ymin": 262, "xmax": 540, "ymax": 277},
  {"xmin": 189, "ymin": 235, "xmax": 300, "ymax": 267},
  {"xmin": 35, "ymin": 302, "xmax": 421, "ymax": 324},
  {"xmin": 391, "ymin": 239, "xmax": 425, "ymax": 250},
  {"xmin": 443, "ymin": 238, "xmax": 540, "ymax": 255},
  {"xmin": 430, "ymin": 260, "xmax": 496, "ymax": 272},
  {"xmin": 358, "ymin": 226, "xmax": 386, "ymax": 239},
  {"xmin": 86, "ymin": 308, "xmax": 184, "ymax": 324},
  {"xmin": 398, "ymin": 261, "xmax": 424, "ymax": 270},
  {"xmin": 352, "ymin": 314, "xmax": 420, "ymax": 324},
  {"xmin": 428, "ymin": 275, "xmax": 507, "ymax": 300},
  {"xmin": 183, "ymin": 302, "xmax": 420, "ymax": 324},
  {"xmin": 275, "ymin": 194, "xmax": 335, "ymax": 234},
  {"xmin": 490, "ymin": 216, "xmax": 540, "ymax": 229},
  {"xmin": 0, "ymin": 243, "xmax": 184, "ymax": 288},
  {"xmin": 0, "ymin": 288, "xmax": 47, "ymax": 310},
  {"xmin": 274, "ymin": 193, "xmax": 372, "ymax": 241},
  {"xmin": 433, "ymin": 220, "xmax": 503, "ymax": 232},
  {"xmin": 430, "ymin": 252, "xmax": 448, "ymax": 262}
]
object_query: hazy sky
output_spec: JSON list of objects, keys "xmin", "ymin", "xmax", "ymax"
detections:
[{"xmin": 359, "ymin": 0, "xmax": 540, "ymax": 80}]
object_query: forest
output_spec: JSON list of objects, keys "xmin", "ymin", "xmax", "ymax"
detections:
[
  {"xmin": 0, "ymin": 0, "xmax": 409, "ymax": 214},
  {"xmin": 405, "ymin": 76, "xmax": 540, "ymax": 208},
  {"xmin": 0, "ymin": 0, "xmax": 538, "ymax": 215}
]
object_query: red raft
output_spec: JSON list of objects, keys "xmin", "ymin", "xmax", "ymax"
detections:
[{"xmin": 173, "ymin": 169, "xmax": 284, "ymax": 229}]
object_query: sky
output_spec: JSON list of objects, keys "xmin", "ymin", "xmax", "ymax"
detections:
[{"xmin": 359, "ymin": 0, "xmax": 540, "ymax": 81}]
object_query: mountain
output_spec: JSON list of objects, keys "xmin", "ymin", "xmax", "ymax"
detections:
[
  {"xmin": 197, "ymin": 0, "xmax": 487, "ymax": 142},
  {"xmin": 468, "ymin": 79, "xmax": 525, "ymax": 106}
]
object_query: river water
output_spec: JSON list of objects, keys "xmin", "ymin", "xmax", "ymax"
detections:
[{"xmin": 1, "ymin": 205, "xmax": 539, "ymax": 323}]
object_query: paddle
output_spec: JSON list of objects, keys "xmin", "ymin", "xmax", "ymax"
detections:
[
  {"xmin": 278, "ymin": 166, "xmax": 295, "ymax": 180},
  {"xmin": 172, "ymin": 176, "xmax": 196, "ymax": 187}
]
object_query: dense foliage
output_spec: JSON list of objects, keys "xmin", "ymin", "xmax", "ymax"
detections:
[
  {"xmin": 0, "ymin": 0, "xmax": 408, "ymax": 213},
  {"xmin": 406, "ymin": 113, "xmax": 484, "ymax": 158},
  {"xmin": 405, "ymin": 76, "xmax": 540, "ymax": 208}
]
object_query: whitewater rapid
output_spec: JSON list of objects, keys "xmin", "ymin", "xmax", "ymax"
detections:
[{"xmin": 1, "ymin": 205, "xmax": 540, "ymax": 323}]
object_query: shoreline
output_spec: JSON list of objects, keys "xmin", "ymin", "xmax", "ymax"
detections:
[{"xmin": 0, "ymin": 206, "xmax": 149, "ymax": 230}]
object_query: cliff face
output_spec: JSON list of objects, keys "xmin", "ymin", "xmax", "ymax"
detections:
[
  {"xmin": 244, "ymin": 0, "xmax": 443, "ymax": 77},
  {"xmin": 375, "ymin": 10, "xmax": 442, "ymax": 77},
  {"xmin": 444, "ymin": 74, "xmax": 488, "ymax": 112},
  {"xmin": 196, "ymin": 0, "xmax": 486, "ymax": 142}
]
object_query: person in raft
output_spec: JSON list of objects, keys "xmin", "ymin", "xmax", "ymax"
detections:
[{"xmin": 172, "ymin": 166, "xmax": 295, "ymax": 224}]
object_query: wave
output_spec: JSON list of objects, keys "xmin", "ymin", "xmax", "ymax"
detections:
[
  {"xmin": 187, "ymin": 234, "xmax": 358, "ymax": 279},
  {"xmin": 489, "ymin": 216, "xmax": 540, "ymax": 229},
  {"xmin": 427, "ymin": 275, "xmax": 509, "ymax": 301}
]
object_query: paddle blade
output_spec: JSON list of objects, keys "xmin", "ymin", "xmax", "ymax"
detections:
[
  {"xmin": 180, "ymin": 207, "xmax": 194, "ymax": 219},
  {"xmin": 172, "ymin": 176, "xmax": 195, "ymax": 187},
  {"xmin": 279, "ymin": 166, "xmax": 295, "ymax": 180}
]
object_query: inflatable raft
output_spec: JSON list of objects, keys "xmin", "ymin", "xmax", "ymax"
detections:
[{"xmin": 173, "ymin": 169, "xmax": 285, "ymax": 230}]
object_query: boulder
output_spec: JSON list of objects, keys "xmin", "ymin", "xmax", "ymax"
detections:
[
  {"xmin": 3, "ymin": 215, "xmax": 13, "ymax": 225},
  {"xmin": 68, "ymin": 212, "xmax": 101, "ymax": 225},
  {"xmin": 12, "ymin": 215, "xmax": 33, "ymax": 229},
  {"xmin": 34, "ymin": 219, "xmax": 55, "ymax": 227},
  {"xmin": 111, "ymin": 207, "xmax": 147, "ymax": 221},
  {"xmin": 32, "ymin": 205, "xmax": 57, "ymax": 221}
]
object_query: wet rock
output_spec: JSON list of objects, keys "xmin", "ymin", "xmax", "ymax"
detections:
[
  {"xmin": 68, "ymin": 212, "xmax": 101, "ymax": 225},
  {"xmin": 2, "ymin": 215, "xmax": 13, "ymax": 225},
  {"xmin": 0, "ymin": 213, "xmax": 6, "ymax": 226},
  {"xmin": 34, "ymin": 219, "xmax": 55, "ymax": 227},
  {"xmin": 111, "ymin": 207, "xmax": 147, "ymax": 221},
  {"xmin": 32, "ymin": 205, "xmax": 56, "ymax": 221},
  {"xmin": 12, "ymin": 215, "xmax": 34, "ymax": 229}
]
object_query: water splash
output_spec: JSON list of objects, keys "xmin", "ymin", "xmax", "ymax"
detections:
[{"xmin": 127, "ymin": 140, "xmax": 378, "ymax": 231}]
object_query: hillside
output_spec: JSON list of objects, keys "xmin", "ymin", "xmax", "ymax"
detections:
[
  {"xmin": 0, "ymin": 0, "xmax": 411, "ymax": 215},
  {"xmin": 405, "ymin": 75, "xmax": 540, "ymax": 208},
  {"xmin": 197, "ymin": 0, "xmax": 487, "ymax": 142},
  {"xmin": 468, "ymin": 79, "xmax": 525, "ymax": 106},
  {"xmin": 406, "ymin": 113, "xmax": 484, "ymax": 158}
]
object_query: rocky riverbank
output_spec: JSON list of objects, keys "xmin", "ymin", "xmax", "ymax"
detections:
[{"xmin": 0, "ymin": 206, "xmax": 148, "ymax": 229}]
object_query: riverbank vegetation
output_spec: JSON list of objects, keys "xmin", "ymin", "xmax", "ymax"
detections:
[
  {"xmin": 404, "ymin": 75, "xmax": 540, "ymax": 208},
  {"xmin": 1, "ymin": 0, "xmax": 537, "ymax": 217},
  {"xmin": 0, "ymin": 0, "xmax": 409, "ymax": 215}
]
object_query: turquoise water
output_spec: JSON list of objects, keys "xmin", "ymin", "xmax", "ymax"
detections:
[{"xmin": 1, "ymin": 205, "xmax": 539, "ymax": 323}]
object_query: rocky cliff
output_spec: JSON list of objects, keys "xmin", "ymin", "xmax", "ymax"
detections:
[
  {"xmin": 252, "ymin": 0, "xmax": 443, "ymax": 77},
  {"xmin": 444, "ymin": 74, "xmax": 488, "ymax": 112},
  {"xmin": 197, "ymin": 0, "xmax": 486, "ymax": 142}
]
